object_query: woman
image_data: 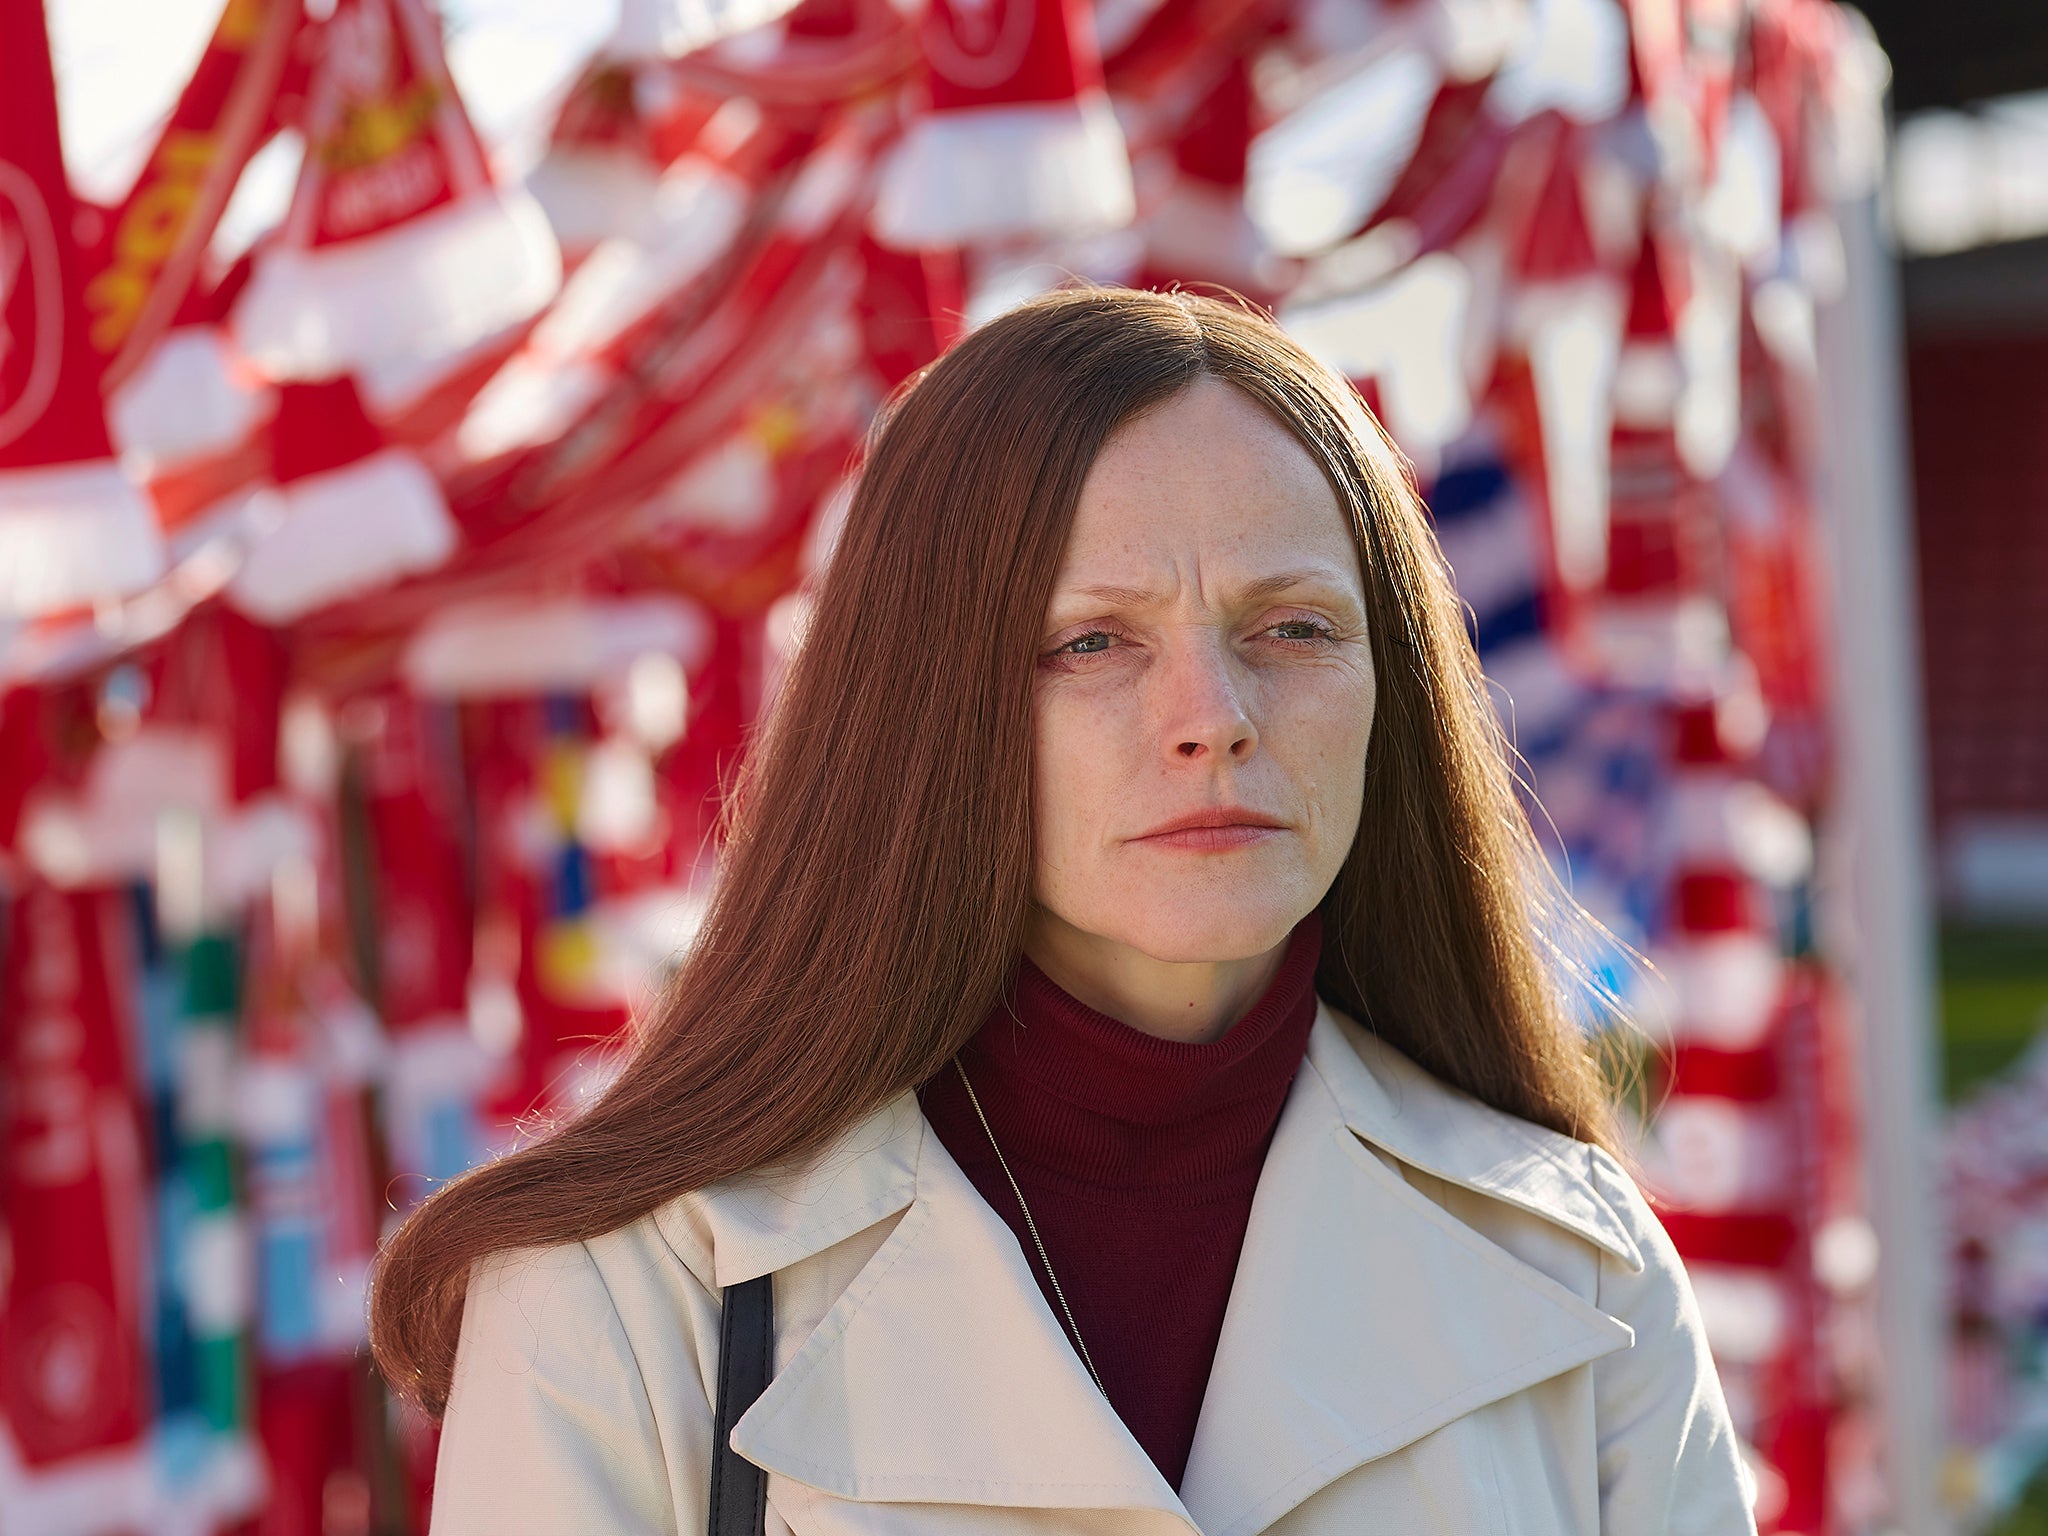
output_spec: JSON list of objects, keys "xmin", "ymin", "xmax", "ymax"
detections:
[{"xmin": 371, "ymin": 287, "xmax": 1756, "ymax": 1534}]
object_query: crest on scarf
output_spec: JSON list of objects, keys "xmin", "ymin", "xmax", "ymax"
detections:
[{"xmin": 0, "ymin": 162, "xmax": 61, "ymax": 451}]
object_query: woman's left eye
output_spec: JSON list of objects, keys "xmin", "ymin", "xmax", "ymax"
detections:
[{"xmin": 1266, "ymin": 618, "xmax": 1334, "ymax": 642}]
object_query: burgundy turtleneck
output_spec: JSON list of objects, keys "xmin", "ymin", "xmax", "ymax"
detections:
[{"xmin": 917, "ymin": 916, "xmax": 1323, "ymax": 1489}]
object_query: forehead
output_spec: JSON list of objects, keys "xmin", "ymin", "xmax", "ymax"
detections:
[{"xmin": 1061, "ymin": 377, "xmax": 1355, "ymax": 579}]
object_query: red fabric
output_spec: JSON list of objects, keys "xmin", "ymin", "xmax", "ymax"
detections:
[
  {"xmin": 1170, "ymin": 56, "xmax": 1254, "ymax": 188},
  {"xmin": 1666, "ymin": 1041, "xmax": 1781, "ymax": 1102},
  {"xmin": 1624, "ymin": 228, "xmax": 1687, "ymax": 342},
  {"xmin": 80, "ymin": 0, "xmax": 300, "ymax": 389},
  {"xmin": 251, "ymin": 1361, "xmax": 366, "ymax": 1536},
  {"xmin": 0, "ymin": 883, "xmax": 151, "ymax": 1467},
  {"xmin": 146, "ymin": 602, "xmax": 291, "ymax": 803},
  {"xmin": 1599, "ymin": 431, "xmax": 1720, "ymax": 605},
  {"xmin": 644, "ymin": 620, "xmax": 751, "ymax": 879},
  {"xmin": 0, "ymin": 0, "xmax": 118, "ymax": 470},
  {"xmin": 0, "ymin": 685, "xmax": 52, "ymax": 853},
  {"xmin": 1103, "ymin": 0, "xmax": 1274, "ymax": 101},
  {"xmin": 1675, "ymin": 867, "xmax": 1763, "ymax": 934},
  {"xmin": 919, "ymin": 0, "xmax": 1105, "ymax": 112},
  {"xmin": 854, "ymin": 236, "xmax": 963, "ymax": 391},
  {"xmin": 461, "ymin": 700, "xmax": 632, "ymax": 1128},
  {"xmin": 919, "ymin": 916, "xmax": 1321, "ymax": 1488},
  {"xmin": 270, "ymin": 375, "xmax": 384, "ymax": 484},
  {"xmin": 1672, "ymin": 700, "xmax": 1736, "ymax": 765},
  {"xmin": 1362, "ymin": 77, "xmax": 1503, "ymax": 252},
  {"xmin": 360, "ymin": 696, "xmax": 472, "ymax": 1027},
  {"xmin": 288, "ymin": 0, "xmax": 487, "ymax": 249},
  {"xmin": 1513, "ymin": 126, "xmax": 1599, "ymax": 283}
]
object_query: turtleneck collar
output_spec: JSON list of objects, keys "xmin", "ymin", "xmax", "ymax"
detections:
[{"xmin": 942, "ymin": 913, "xmax": 1323, "ymax": 1193}]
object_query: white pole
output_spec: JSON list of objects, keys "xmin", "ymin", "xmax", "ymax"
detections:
[{"xmin": 1811, "ymin": 27, "xmax": 1951, "ymax": 1535}]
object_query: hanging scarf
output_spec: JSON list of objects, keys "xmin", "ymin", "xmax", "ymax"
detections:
[
  {"xmin": 872, "ymin": 0, "xmax": 1135, "ymax": 247},
  {"xmin": 0, "ymin": 0, "xmax": 163, "ymax": 617},
  {"xmin": 226, "ymin": 376, "xmax": 457, "ymax": 624},
  {"xmin": 0, "ymin": 882, "xmax": 152, "ymax": 1524},
  {"xmin": 232, "ymin": 0, "xmax": 560, "ymax": 381},
  {"xmin": 82, "ymin": 0, "xmax": 300, "ymax": 395},
  {"xmin": 357, "ymin": 694, "xmax": 490, "ymax": 1186}
]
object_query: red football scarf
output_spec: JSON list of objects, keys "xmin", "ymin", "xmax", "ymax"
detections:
[
  {"xmin": 0, "ymin": 883, "xmax": 152, "ymax": 1519},
  {"xmin": 0, "ymin": 0, "xmax": 164, "ymax": 617},
  {"xmin": 357, "ymin": 695, "xmax": 492, "ymax": 1186},
  {"xmin": 232, "ymin": 0, "xmax": 560, "ymax": 381},
  {"xmin": 82, "ymin": 0, "xmax": 301, "ymax": 395},
  {"xmin": 873, "ymin": 0, "xmax": 1135, "ymax": 247},
  {"xmin": 525, "ymin": 61, "xmax": 709, "ymax": 264},
  {"xmin": 298, "ymin": 109, "xmax": 877, "ymax": 662},
  {"xmin": 226, "ymin": 376, "xmax": 456, "ymax": 624}
]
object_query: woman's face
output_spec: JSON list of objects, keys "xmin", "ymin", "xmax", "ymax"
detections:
[{"xmin": 1030, "ymin": 377, "xmax": 1376, "ymax": 966}]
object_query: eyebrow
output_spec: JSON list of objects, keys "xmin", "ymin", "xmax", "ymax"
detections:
[{"xmin": 1064, "ymin": 570, "xmax": 1351, "ymax": 608}]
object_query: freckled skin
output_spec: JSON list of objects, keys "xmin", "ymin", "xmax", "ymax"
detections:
[{"xmin": 1025, "ymin": 378, "xmax": 1376, "ymax": 1043}]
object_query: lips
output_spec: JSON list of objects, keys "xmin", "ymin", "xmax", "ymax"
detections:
[{"xmin": 1129, "ymin": 808, "xmax": 1287, "ymax": 851}]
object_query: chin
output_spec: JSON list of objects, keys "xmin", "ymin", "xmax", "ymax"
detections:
[{"xmin": 1107, "ymin": 901, "xmax": 1308, "ymax": 966}]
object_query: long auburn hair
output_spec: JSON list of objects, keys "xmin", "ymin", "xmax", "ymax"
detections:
[{"xmin": 369, "ymin": 285, "xmax": 1619, "ymax": 1417}]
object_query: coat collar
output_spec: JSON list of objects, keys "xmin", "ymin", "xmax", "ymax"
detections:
[
  {"xmin": 686, "ymin": 1003, "xmax": 1639, "ymax": 1533},
  {"xmin": 656, "ymin": 1090, "xmax": 924, "ymax": 1289},
  {"xmin": 1175, "ymin": 1008, "xmax": 1637, "ymax": 1536},
  {"xmin": 1304, "ymin": 1007, "xmax": 1646, "ymax": 1276}
]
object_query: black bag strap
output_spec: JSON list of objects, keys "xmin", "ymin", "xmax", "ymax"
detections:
[{"xmin": 708, "ymin": 1272, "xmax": 774, "ymax": 1536}]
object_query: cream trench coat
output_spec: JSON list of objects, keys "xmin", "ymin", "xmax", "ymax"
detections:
[{"xmin": 432, "ymin": 1004, "xmax": 1758, "ymax": 1536}]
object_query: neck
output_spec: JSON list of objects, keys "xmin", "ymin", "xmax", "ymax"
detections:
[{"xmin": 1021, "ymin": 910, "xmax": 1292, "ymax": 1044}]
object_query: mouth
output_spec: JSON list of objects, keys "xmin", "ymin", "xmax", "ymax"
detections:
[{"xmin": 1128, "ymin": 808, "xmax": 1288, "ymax": 852}]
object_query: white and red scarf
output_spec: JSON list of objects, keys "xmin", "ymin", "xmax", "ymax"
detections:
[
  {"xmin": 82, "ymin": 0, "xmax": 301, "ymax": 397},
  {"xmin": 0, "ymin": 882, "xmax": 152, "ymax": 1522},
  {"xmin": 232, "ymin": 0, "xmax": 560, "ymax": 382},
  {"xmin": 0, "ymin": 0, "xmax": 164, "ymax": 618}
]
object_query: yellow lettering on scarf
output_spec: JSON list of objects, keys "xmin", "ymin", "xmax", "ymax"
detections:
[{"xmin": 83, "ymin": 129, "xmax": 217, "ymax": 354}]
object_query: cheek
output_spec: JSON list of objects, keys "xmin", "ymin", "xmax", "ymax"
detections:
[
  {"xmin": 1269, "ymin": 666, "xmax": 1375, "ymax": 826},
  {"xmin": 1030, "ymin": 687, "xmax": 1117, "ymax": 861}
]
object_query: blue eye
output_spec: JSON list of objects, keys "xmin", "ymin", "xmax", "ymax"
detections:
[{"xmin": 1063, "ymin": 632, "xmax": 1114, "ymax": 654}]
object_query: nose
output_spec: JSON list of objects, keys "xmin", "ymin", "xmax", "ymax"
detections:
[{"xmin": 1158, "ymin": 634, "xmax": 1258, "ymax": 764}]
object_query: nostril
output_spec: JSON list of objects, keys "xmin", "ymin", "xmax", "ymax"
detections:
[{"xmin": 1177, "ymin": 741, "xmax": 1201, "ymax": 757}]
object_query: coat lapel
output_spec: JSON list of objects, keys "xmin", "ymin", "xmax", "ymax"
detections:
[
  {"xmin": 730, "ymin": 1115, "xmax": 1199, "ymax": 1533},
  {"xmin": 713, "ymin": 1005, "xmax": 1641, "ymax": 1536},
  {"xmin": 665, "ymin": 1092, "xmax": 926, "ymax": 1289},
  {"xmin": 1177, "ymin": 1008, "xmax": 1637, "ymax": 1536}
]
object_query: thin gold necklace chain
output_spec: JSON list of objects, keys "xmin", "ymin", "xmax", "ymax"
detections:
[{"xmin": 950, "ymin": 1056, "xmax": 1109, "ymax": 1398}]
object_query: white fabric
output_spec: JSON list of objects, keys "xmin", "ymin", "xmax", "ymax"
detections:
[
  {"xmin": 0, "ymin": 458, "xmax": 164, "ymax": 617},
  {"xmin": 233, "ymin": 189, "xmax": 562, "ymax": 381},
  {"xmin": 107, "ymin": 327, "xmax": 268, "ymax": 473},
  {"xmin": 400, "ymin": 593, "xmax": 714, "ymax": 697},
  {"xmin": 0, "ymin": 1433, "xmax": 154, "ymax": 1536},
  {"xmin": 18, "ymin": 725, "xmax": 228, "ymax": 887},
  {"xmin": 872, "ymin": 95, "xmax": 1137, "ymax": 250},
  {"xmin": 527, "ymin": 146, "xmax": 664, "ymax": 254},
  {"xmin": 226, "ymin": 450, "xmax": 457, "ymax": 622},
  {"xmin": 1522, "ymin": 278, "xmax": 1625, "ymax": 588},
  {"xmin": 609, "ymin": 0, "xmax": 805, "ymax": 60},
  {"xmin": 432, "ymin": 1004, "xmax": 1758, "ymax": 1535},
  {"xmin": 1282, "ymin": 252, "xmax": 1477, "ymax": 453},
  {"xmin": 1247, "ymin": 47, "xmax": 1439, "ymax": 259}
]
